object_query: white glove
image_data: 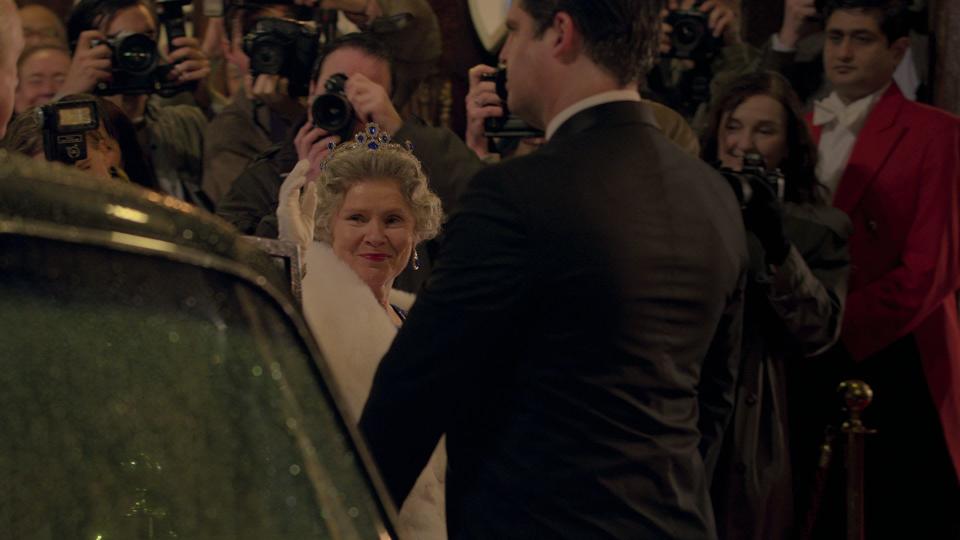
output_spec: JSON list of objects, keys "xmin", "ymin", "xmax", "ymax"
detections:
[{"xmin": 276, "ymin": 159, "xmax": 318, "ymax": 250}]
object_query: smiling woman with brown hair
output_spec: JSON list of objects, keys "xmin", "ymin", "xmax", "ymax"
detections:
[{"xmin": 701, "ymin": 70, "xmax": 852, "ymax": 540}]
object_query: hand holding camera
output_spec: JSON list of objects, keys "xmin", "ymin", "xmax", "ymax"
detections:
[
  {"xmin": 465, "ymin": 64, "xmax": 503, "ymax": 158},
  {"xmin": 59, "ymin": 30, "xmax": 113, "ymax": 97},
  {"xmin": 250, "ymin": 73, "xmax": 303, "ymax": 119},
  {"xmin": 661, "ymin": 0, "xmax": 736, "ymax": 63},
  {"xmin": 243, "ymin": 17, "xmax": 317, "ymax": 98},
  {"xmin": 779, "ymin": 0, "xmax": 820, "ymax": 50},
  {"xmin": 297, "ymin": 72, "xmax": 402, "ymax": 177},
  {"xmin": 718, "ymin": 153, "xmax": 791, "ymax": 265},
  {"xmin": 165, "ymin": 36, "xmax": 211, "ymax": 84},
  {"xmin": 743, "ymin": 173, "xmax": 791, "ymax": 266},
  {"xmin": 343, "ymin": 73, "xmax": 402, "ymax": 135}
]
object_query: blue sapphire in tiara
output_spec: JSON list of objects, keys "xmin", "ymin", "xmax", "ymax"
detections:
[{"xmin": 368, "ymin": 141, "xmax": 379, "ymax": 150}]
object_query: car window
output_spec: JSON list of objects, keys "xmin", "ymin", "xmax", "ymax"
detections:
[{"xmin": 0, "ymin": 235, "xmax": 392, "ymax": 540}]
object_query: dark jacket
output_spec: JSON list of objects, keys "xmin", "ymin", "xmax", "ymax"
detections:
[
  {"xmin": 360, "ymin": 101, "xmax": 749, "ymax": 539},
  {"xmin": 202, "ymin": 90, "xmax": 300, "ymax": 205},
  {"xmin": 711, "ymin": 202, "xmax": 851, "ymax": 540}
]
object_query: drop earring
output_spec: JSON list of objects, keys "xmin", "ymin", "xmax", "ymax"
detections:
[{"xmin": 412, "ymin": 249, "xmax": 420, "ymax": 270}]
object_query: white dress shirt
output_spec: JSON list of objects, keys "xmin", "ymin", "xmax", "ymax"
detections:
[
  {"xmin": 813, "ymin": 83, "xmax": 889, "ymax": 200},
  {"xmin": 545, "ymin": 89, "xmax": 642, "ymax": 141}
]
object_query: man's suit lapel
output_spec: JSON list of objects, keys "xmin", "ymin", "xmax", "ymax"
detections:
[
  {"xmin": 548, "ymin": 101, "xmax": 658, "ymax": 146},
  {"xmin": 831, "ymin": 84, "xmax": 908, "ymax": 215}
]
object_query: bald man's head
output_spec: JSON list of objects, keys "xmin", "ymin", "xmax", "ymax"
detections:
[{"xmin": 0, "ymin": 0, "xmax": 26, "ymax": 138}]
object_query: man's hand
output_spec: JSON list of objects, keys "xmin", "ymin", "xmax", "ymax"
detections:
[
  {"xmin": 742, "ymin": 175, "xmax": 790, "ymax": 265},
  {"xmin": 251, "ymin": 74, "xmax": 304, "ymax": 118},
  {"xmin": 294, "ymin": 119, "xmax": 339, "ymax": 179},
  {"xmin": 665, "ymin": 0, "xmax": 742, "ymax": 47},
  {"xmin": 58, "ymin": 30, "xmax": 112, "ymax": 96},
  {"xmin": 465, "ymin": 64, "xmax": 502, "ymax": 159},
  {"xmin": 166, "ymin": 36, "xmax": 211, "ymax": 83},
  {"xmin": 778, "ymin": 0, "xmax": 818, "ymax": 50},
  {"xmin": 345, "ymin": 73, "xmax": 402, "ymax": 135},
  {"xmin": 700, "ymin": 0, "xmax": 742, "ymax": 45},
  {"xmin": 659, "ymin": 6, "xmax": 673, "ymax": 56}
]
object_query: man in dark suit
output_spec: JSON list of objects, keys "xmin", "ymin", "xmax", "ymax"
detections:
[{"xmin": 359, "ymin": 1, "xmax": 748, "ymax": 537}]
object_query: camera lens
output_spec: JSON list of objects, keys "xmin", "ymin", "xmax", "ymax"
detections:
[
  {"xmin": 251, "ymin": 38, "xmax": 285, "ymax": 75},
  {"xmin": 312, "ymin": 93, "xmax": 352, "ymax": 132},
  {"xmin": 114, "ymin": 33, "xmax": 157, "ymax": 75},
  {"xmin": 674, "ymin": 19, "xmax": 704, "ymax": 47},
  {"xmin": 311, "ymin": 74, "xmax": 354, "ymax": 135}
]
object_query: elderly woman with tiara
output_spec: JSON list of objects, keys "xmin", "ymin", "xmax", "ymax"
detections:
[{"xmin": 276, "ymin": 123, "xmax": 447, "ymax": 539}]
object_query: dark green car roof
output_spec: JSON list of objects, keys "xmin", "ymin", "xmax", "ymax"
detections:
[{"xmin": 0, "ymin": 149, "xmax": 288, "ymax": 296}]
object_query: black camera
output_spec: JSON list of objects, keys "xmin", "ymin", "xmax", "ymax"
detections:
[
  {"xmin": 243, "ymin": 17, "xmax": 319, "ymax": 97},
  {"xmin": 663, "ymin": 8, "xmax": 723, "ymax": 63},
  {"xmin": 38, "ymin": 99, "xmax": 100, "ymax": 165},
  {"xmin": 90, "ymin": 32, "xmax": 186, "ymax": 96},
  {"xmin": 718, "ymin": 152, "xmax": 786, "ymax": 208},
  {"xmin": 480, "ymin": 68, "xmax": 543, "ymax": 139},
  {"xmin": 311, "ymin": 73, "xmax": 356, "ymax": 141},
  {"xmin": 88, "ymin": 0, "xmax": 193, "ymax": 96}
]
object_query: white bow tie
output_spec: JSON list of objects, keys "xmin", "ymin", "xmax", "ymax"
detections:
[{"xmin": 813, "ymin": 93, "xmax": 873, "ymax": 130}]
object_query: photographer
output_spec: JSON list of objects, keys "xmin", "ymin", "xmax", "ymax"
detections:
[
  {"xmin": 60, "ymin": 0, "xmax": 210, "ymax": 209},
  {"xmin": 295, "ymin": 0, "xmax": 442, "ymax": 110},
  {"xmin": 2, "ymin": 94, "xmax": 150, "ymax": 185},
  {"xmin": 202, "ymin": 2, "xmax": 304, "ymax": 205},
  {"xmin": 216, "ymin": 31, "xmax": 481, "ymax": 291},
  {"xmin": 700, "ymin": 71, "xmax": 850, "ymax": 540},
  {"xmin": 647, "ymin": 0, "xmax": 762, "ymax": 131}
]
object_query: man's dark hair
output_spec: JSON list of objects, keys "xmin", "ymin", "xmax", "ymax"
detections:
[
  {"xmin": 518, "ymin": 0, "xmax": 665, "ymax": 86},
  {"xmin": 310, "ymin": 32, "xmax": 396, "ymax": 98},
  {"xmin": 824, "ymin": 0, "xmax": 910, "ymax": 43},
  {"xmin": 67, "ymin": 0, "xmax": 155, "ymax": 52}
]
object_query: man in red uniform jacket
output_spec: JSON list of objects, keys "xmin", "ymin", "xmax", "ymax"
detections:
[{"xmin": 806, "ymin": 0, "xmax": 960, "ymax": 536}]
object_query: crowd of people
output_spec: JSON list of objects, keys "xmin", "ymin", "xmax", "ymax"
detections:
[{"xmin": 1, "ymin": 0, "xmax": 958, "ymax": 538}]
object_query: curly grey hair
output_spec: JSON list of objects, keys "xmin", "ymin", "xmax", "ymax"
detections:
[{"xmin": 313, "ymin": 141, "xmax": 443, "ymax": 243}]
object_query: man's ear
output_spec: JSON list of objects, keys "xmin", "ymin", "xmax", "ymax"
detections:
[
  {"xmin": 889, "ymin": 36, "xmax": 910, "ymax": 65},
  {"xmin": 551, "ymin": 11, "xmax": 581, "ymax": 64}
]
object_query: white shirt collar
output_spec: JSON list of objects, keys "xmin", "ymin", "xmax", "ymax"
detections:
[
  {"xmin": 813, "ymin": 82, "xmax": 890, "ymax": 131},
  {"xmin": 545, "ymin": 89, "xmax": 642, "ymax": 141}
]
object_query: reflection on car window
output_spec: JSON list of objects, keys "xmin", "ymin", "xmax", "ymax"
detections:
[{"xmin": 0, "ymin": 236, "xmax": 389, "ymax": 540}]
